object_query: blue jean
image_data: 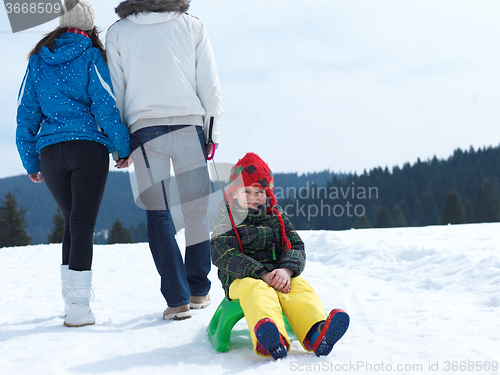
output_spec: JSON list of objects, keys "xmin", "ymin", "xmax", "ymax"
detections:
[{"xmin": 131, "ymin": 125, "xmax": 211, "ymax": 307}]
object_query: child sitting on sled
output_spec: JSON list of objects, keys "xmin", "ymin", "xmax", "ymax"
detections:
[{"xmin": 210, "ymin": 152, "xmax": 349, "ymax": 360}]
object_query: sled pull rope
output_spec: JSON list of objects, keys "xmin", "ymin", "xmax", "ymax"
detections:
[
  {"xmin": 207, "ymin": 116, "xmax": 225, "ymax": 198},
  {"xmin": 212, "ymin": 157, "xmax": 225, "ymax": 200}
]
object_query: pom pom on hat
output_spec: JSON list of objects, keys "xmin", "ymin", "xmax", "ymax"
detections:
[
  {"xmin": 225, "ymin": 153, "xmax": 292, "ymax": 253},
  {"xmin": 60, "ymin": 0, "xmax": 95, "ymax": 31}
]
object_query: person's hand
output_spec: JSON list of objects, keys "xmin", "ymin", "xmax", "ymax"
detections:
[
  {"xmin": 261, "ymin": 272, "xmax": 272, "ymax": 287},
  {"xmin": 269, "ymin": 268, "xmax": 293, "ymax": 293},
  {"xmin": 206, "ymin": 143, "xmax": 218, "ymax": 160},
  {"xmin": 29, "ymin": 172, "xmax": 43, "ymax": 183},
  {"xmin": 114, "ymin": 157, "xmax": 132, "ymax": 169},
  {"xmin": 261, "ymin": 268, "xmax": 293, "ymax": 293}
]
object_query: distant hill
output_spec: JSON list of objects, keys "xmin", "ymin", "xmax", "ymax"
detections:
[
  {"xmin": 0, "ymin": 169, "xmax": 336, "ymax": 244},
  {"xmin": 5, "ymin": 143, "xmax": 498, "ymax": 242}
]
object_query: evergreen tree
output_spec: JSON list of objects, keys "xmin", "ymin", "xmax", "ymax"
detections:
[
  {"xmin": 422, "ymin": 191, "xmax": 440, "ymax": 225},
  {"xmin": 300, "ymin": 220, "xmax": 312, "ymax": 230},
  {"xmin": 355, "ymin": 215, "xmax": 372, "ymax": 229},
  {"xmin": 48, "ymin": 209, "xmax": 64, "ymax": 243},
  {"xmin": 412, "ymin": 198, "xmax": 425, "ymax": 226},
  {"xmin": 474, "ymin": 180, "xmax": 500, "ymax": 223},
  {"xmin": 391, "ymin": 205, "xmax": 407, "ymax": 227},
  {"xmin": 373, "ymin": 206, "xmax": 394, "ymax": 228},
  {"xmin": 0, "ymin": 192, "xmax": 32, "ymax": 248},
  {"xmin": 398, "ymin": 200, "xmax": 412, "ymax": 227},
  {"xmin": 130, "ymin": 221, "xmax": 148, "ymax": 243},
  {"xmin": 465, "ymin": 199, "xmax": 475, "ymax": 223},
  {"xmin": 107, "ymin": 218, "xmax": 133, "ymax": 244},
  {"xmin": 441, "ymin": 190, "xmax": 466, "ymax": 225}
]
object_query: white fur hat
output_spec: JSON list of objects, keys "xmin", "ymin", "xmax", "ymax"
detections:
[{"xmin": 60, "ymin": 0, "xmax": 95, "ymax": 31}]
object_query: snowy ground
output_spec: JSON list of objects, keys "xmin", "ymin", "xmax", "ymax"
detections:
[{"xmin": 1, "ymin": 224, "xmax": 499, "ymax": 375}]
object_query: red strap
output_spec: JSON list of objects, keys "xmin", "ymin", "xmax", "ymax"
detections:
[
  {"xmin": 228, "ymin": 202, "xmax": 245, "ymax": 254},
  {"xmin": 66, "ymin": 28, "xmax": 89, "ymax": 38}
]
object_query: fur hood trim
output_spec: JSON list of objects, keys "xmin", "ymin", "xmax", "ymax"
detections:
[{"xmin": 115, "ymin": 0, "xmax": 190, "ymax": 19}]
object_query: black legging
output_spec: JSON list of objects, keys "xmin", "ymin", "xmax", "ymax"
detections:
[{"xmin": 40, "ymin": 141, "xmax": 109, "ymax": 271}]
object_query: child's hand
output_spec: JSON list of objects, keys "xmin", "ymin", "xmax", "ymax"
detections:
[
  {"xmin": 260, "ymin": 271, "xmax": 288, "ymax": 293},
  {"xmin": 268, "ymin": 268, "xmax": 293, "ymax": 294},
  {"xmin": 260, "ymin": 272, "xmax": 272, "ymax": 286}
]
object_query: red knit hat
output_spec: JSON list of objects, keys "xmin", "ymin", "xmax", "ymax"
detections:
[{"xmin": 225, "ymin": 153, "xmax": 292, "ymax": 253}]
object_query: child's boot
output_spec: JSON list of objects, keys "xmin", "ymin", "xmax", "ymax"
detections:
[
  {"xmin": 64, "ymin": 269, "xmax": 96, "ymax": 327},
  {"xmin": 312, "ymin": 309, "xmax": 349, "ymax": 357},
  {"xmin": 254, "ymin": 318, "xmax": 288, "ymax": 360}
]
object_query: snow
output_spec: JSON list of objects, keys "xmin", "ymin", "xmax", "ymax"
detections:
[{"xmin": 1, "ymin": 224, "xmax": 499, "ymax": 375}]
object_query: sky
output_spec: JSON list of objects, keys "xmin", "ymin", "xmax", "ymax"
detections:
[
  {"xmin": 1, "ymin": 0, "xmax": 500, "ymax": 179},
  {"xmin": 1, "ymin": 224, "xmax": 499, "ymax": 374}
]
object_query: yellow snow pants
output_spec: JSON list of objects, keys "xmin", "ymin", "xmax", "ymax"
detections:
[{"xmin": 228, "ymin": 276, "xmax": 327, "ymax": 355}]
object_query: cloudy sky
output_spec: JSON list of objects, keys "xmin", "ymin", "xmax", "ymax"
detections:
[{"xmin": 1, "ymin": 0, "xmax": 499, "ymax": 180}]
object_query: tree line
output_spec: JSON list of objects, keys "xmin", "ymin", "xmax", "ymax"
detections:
[
  {"xmin": 46, "ymin": 210, "xmax": 139, "ymax": 245},
  {"xmin": 277, "ymin": 145, "xmax": 500, "ymax": 230},
  {"xmin": 0, "ymin": 172, "xmax": 148, "ymax": 245},
  {"xmin": 0, "ymin": 193, "xmax": 141, "ymax": 248}
]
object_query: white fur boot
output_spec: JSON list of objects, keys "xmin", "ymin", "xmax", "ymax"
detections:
[
  {"xmin": 64, "ymin": 269, "xmax": 96, "ymax": 327},
  {"xmin": 60, "ymin": 264, "xmax": 69, "ymax": 316}
]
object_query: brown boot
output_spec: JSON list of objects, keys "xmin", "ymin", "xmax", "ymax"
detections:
[
  {"xmin": 163, "ymin": 304, "xmax": 191, "ymax": 320},
  {"xmin": 190, "ymin": 294, "xmax": 210, "ymax": 309}
]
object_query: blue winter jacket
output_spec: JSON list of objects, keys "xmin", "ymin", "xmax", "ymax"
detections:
[{"xmin": 16, "ymin": 32, "xmax": 131, "ymax": 174}]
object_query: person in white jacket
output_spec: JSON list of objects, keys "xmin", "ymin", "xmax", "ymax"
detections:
[{"xmin": 106, "ymin": 0, "xmax": 224, "ymax": 320}]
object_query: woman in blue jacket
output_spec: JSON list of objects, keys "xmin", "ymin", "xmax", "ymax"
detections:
[{"xmin": 16, "ymin": 1, "xmax": 131, "ymax": 327}]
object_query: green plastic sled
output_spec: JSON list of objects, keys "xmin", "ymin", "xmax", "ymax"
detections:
[{"xmin": 207, "ymin": 298, "xmax": 291, "ymax": 352}]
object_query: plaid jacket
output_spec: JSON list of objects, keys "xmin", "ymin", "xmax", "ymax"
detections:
[{"xmin": 210, "ymin": 203, "xmax": 306, "ymax": 298}]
